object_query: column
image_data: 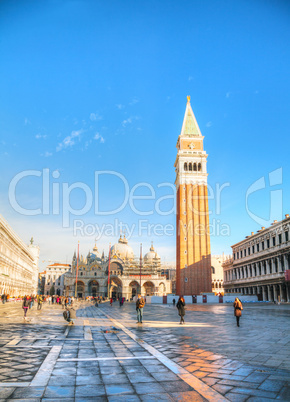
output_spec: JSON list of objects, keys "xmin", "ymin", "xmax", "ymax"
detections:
[
  {"xmin": 273, "ymin": 285, "xmax": 278, "ymax": 302},
  {"xmin": 266, "ymin": 259, "xmax": 270, "ymax": 274},
  {"xmin": 278, "ymin": 257, "xmax": 282, "ymax": 272},
  {"xmin": 283, "ymin": 254, "xmax": 289, "ymax": 271},
  {"xmin": 262, "ymin": 285, "xmax": 267, "ymax": 301},
  {"xmin": 267, "ymin": 285, "xmax": 272, "ymax": 301},
  {"xmin": 286, "ymin": 284, "xmax": 290, "ymax": 303},
  {"xmin": 279, "ymin": 284, "xmax": 283, "ymax": 302}
]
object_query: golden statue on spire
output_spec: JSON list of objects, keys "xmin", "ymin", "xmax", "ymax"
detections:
[{"xmin": 187, "ymin": 95, "xmax": 191, "ymax": 103}]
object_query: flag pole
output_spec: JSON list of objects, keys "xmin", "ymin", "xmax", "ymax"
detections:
[
  {"xmin": 139, "ymin": 243, "xmax": 142, "ymax": 295},
  {"xmin": 75, "ymin": 241, "xmax": 80, "ymax": 298},
  {"xmin": 107, "ymin": 243, "xmax": 111, "ymax": 299}
]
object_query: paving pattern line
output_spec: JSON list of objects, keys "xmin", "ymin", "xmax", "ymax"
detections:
[
  {"xmin": 0, "ymin": 382, "xmax": 30, "ymax": 387},
  {"xmin": 100, "ymin": 309, "xmax": 228, "ymax": 402},
  {"xmin": 64, "ymin": 324, "xmax": 70, "ymax": 337},
  {"xmin": 29, "ymin": 345, "xmax": 62, "ymax": 387},
  {"xmin": 82, "ymin": 318, "xmax": 93, "ymax": 340},
  {"xmin": 58, "ymin": 356, "xmax": 156, "ymax": 362},
  {"xmin": 5, "ymin": 345, "xmax": 52, "ymax": 348},
  {"xmin": 5, "ymin": 338, "xmax": 20, "ymax": 346}
]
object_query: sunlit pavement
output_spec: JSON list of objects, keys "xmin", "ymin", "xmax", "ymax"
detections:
[{"xmin": 0, "ymin": 301, "xmax": 289, "ymax": 401}]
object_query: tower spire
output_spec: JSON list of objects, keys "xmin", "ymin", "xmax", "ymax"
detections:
[{"xmin": 180, "ymin": 96, "xmax": 202, "ymax": 138}]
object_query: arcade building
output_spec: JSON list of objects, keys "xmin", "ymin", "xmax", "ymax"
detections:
[{"xmin": 64, "ymin": 235, "xmax": 171, "ymax": 299}]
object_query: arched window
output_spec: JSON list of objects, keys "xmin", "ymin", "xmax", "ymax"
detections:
[
  {"xmin": 189, "ymin": 163, "xmax": 192, "ymax": 171},
  {"xmin": 193, "ymin": 163, "xmax": 197, "ymax": 171},
  {"xmin": 219, "ymin": 282, "xmax": 222, "ymax": 288},
  {"xmin": 198, "ymin": 163, "xmax": 202, "ymax": 171},
  {"xmin": 212, "ymin": 282, "xmax": 214, "ymax": 289},
  {"xmin": 211, "ymin": 266, "xmax": 215, "ymax": 274},
  {"xmin": 184, "ymin": 163, "xmax": 188, "ymax": 171}
]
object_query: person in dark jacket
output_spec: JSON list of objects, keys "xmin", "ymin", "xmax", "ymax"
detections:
[
  {"xmin": 176, "ymin": 296, "xmax": 186, "ymax": 324},
  {"xmin": 22, "ymin": 296, "xmax": 29, "ymax": 320},
  {"xmin": 233, "ymin": 298, "xmax": 243, "ymax": 327}
]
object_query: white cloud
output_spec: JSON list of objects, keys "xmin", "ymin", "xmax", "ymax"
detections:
[
  {"xmin": 43, "ymin": 151, "xmax": 52, "ymax": 157},
  {"xmin": 90, "ymin": 112, "xmax": 103, "ymax": 121},
  {"xmin": 122, "ymin": 116, "xmax": 140, "ymax": 128},
  {"xmin": 56, "ymin": 129, "xmax": 83, "ymax": 152},
  {"xmin": 122, "ymin": 117, "xmax": 133, "ymax": 127},
  {"xmin": 116, "ymin": 104, "xmax": 125, "ymax": 110},
  {"xmin": 129, "ymin": 97, "xmax": 139, "ymax": 105},
  {"xmin": 206, "ymin": 121, "xmax": 212, "ymax": 128},
  {"xmin": 94, "ymin": 133, "xmax": 105, "ymax": 143},
  {"xmin": 35, "ymin": 134, "xmax": 47, "ymax": 139}
]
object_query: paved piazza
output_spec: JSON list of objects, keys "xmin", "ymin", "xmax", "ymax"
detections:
[{"xmin": 0, "ymin": 301, "xmax": 289, "ymax": 401}]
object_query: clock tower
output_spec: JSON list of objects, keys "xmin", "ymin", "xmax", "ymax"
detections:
[{"xmin": 174, "ymin": 97, "xmax": 211, "ymax": 295}]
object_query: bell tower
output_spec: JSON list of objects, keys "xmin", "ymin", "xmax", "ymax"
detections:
[{"xmin": 175, "ymin": 96, "xmax": 211, "ymax": 295}]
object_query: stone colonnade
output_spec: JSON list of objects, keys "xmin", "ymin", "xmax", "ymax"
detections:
[
  {"xmin": 226, "ymin": 255, "xmax": 290, "ymax": 282},
  {"xmin": 226, "ymin": 282, "xmax": 290, "ymax": 302}
]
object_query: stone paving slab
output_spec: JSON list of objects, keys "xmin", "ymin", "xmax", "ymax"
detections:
[{"xmin": 0, "ymin": 301, "xmax": 289, "ymax": 401}]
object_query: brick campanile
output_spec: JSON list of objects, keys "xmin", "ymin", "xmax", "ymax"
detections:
[{"xmin": 174, "ymin": 96, "xmax": 212, "ymax": 296}]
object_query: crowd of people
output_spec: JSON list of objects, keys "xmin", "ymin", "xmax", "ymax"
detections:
[
  {"xmin": 3, "ymin": 292, "xmax": 244, "ymax": 327},
  {"xmin": 18, "ymin": 294, "xmax": 80, "ymax": 320}
]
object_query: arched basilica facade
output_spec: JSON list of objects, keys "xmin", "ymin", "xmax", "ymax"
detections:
[{"xmin": 65, "ymin": 236, "xmax": 171, "ymax": 299}]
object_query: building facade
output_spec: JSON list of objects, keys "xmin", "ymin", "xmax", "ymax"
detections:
[
  {"xmin": 211, "ymin": 255, "xmax": 230, "ymax": 294},
  {"xmin": 65, "ymin": 237, "xmax": 171, "ymax": 299},
  {"xmin": 175, "ymin": 96, "xmax": 211, "ymax": 295},
  {"xmin": 0, "ymin": 214, "xmax": 39, "ymax": 296},
  {"xmin": 223, "ymin": 216, "xmax": 290, "ymax": 302},
  {"xmin": 44, "ymin": 263, "xmax": 71, "ymax": 296}
]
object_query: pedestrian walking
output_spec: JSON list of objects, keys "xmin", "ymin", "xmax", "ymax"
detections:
[
  {"xmin": 233, "ymin": 297, "xmax": 243, "ymax": 327},
  {"xmin": 176, "ymin": 296, "xmax": 186, "ymax": 324},
  {"xmin": 48, "ymin": 296, "xmax": 51, "ymax": 305},
  {"xmin": 68, "ymin": 305, "xmax": 76, "ymax": 325},
  {"xmin": 61, "ymin": 297, "xmax": 65, "ymax": 309},
  {"xmin": 28, "ymin": 296, "xmax": 32, "ymax": 309},
  {"xmin": 22, "ymin": 296, "xmax": 29, "ymax": 320},
  {"xmin": 37, "ymin": 295, "xmax": 43, "ymax": 310},
  {"xmin": 110, "ymin": 298, "xmax": 113, "ymax": 306},
  {"xmin": 136, "ymin": 294, "xmax": 145, "ymax": 324},
  {"xmin": 172, "ymin": 298, "xmax": 176, "ymax": 307}
]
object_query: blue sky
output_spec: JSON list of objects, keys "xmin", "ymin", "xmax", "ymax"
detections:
[{"xmin": 0, "ymin": 0, "xmax": 289, "ymax": 269}]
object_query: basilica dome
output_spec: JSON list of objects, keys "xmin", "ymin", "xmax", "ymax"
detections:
[
  {"xmin": 110, "ymin": 235, "xmax": 134, "ymax": 260},
  {"xmin": 90, "ymin": 244, "xmax": 101, "ymax": 260},
  {"xmin": 144, "ymin": 243, "xmax": 160, "ymax": 262}
]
